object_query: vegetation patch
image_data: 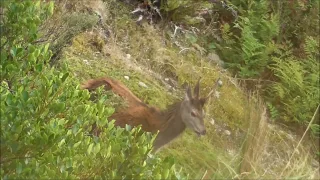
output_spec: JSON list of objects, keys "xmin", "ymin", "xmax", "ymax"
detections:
[{"xmin": 1, "ymin": 0, "xmax": 318, "ymax": 179}]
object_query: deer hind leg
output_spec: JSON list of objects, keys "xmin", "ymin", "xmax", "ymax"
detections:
[
  {"xmin": 105, "ymin": 78, "xmax": 143, "ymax": 106},
  {"xmin": 81, "ymin": 77, "xmax": 143, "ymax": 106},
  {"xmin": 82, "ymin": 77, "xmax": 145, "ymax": 136}
]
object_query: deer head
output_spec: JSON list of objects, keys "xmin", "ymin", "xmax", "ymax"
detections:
[{"xmin": 180, "ymin": 79, "xmax": 208, "ymax": 137}]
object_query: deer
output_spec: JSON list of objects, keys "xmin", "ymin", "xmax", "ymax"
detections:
[{"xmin": 81, "ymin": 76, "xmax": 220, "ymax": 153}]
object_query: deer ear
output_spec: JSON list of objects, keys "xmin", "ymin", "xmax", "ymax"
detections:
[
  {"xmin": 185, "ymin": 85, "xmax": 192, "ymax": 101},
  {"xmin": 193, "ymin": 78, "xmax": 200, "ymax": 99}
]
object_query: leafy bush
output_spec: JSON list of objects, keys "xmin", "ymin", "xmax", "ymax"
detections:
[
  {"xmin": 0, "ymin": 1, "xmax": 185, "ymax": 179},
  {"xmin": 271, "ymin": 0, "xmax": 320, "ymax": 51},
  {"xmin": 211, "ymin": 0, "xmax": 319, "ymax": 126},
  {"xmin": 216, "ymin": 0, "xmax": 279, "ymax": 77},
  {"xmin": 268, "ymin": 36, "xmax": 319, "ymax": 123}
]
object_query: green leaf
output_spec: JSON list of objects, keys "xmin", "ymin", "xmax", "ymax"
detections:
[
  {"xmin": 28, "ymin": 53, "xmax": 36, "ymax": 63},
  {"xmin": 162, "ymin": 168, "xmax": 169, "ymax": 179},
  {"xmin": 87, "ymin": 143, "xmax": 94, "ymax": 155},
  {"xmin": 6, "ymin": 93, "xmax": 13, "ymax": 105},
  {"xmin": 125, "ymin": 124, "xmax": 132, "ymax": 131},
  {"xmin": 140, "ymin": 146, "xmax": 148, "ymax": 155},
  {"xmin": 10, "ymin": 48, "xmax": 17, "ymax": 57},
  {"xmin": 106, "ymin": 145, "xmax": 112, "ymax": 158},
  {"xmin": 52, "ymin": 102, "xmax": 65, "ymax": 113},
  {"xmin": 34, "ymin": 49, "xmax": 40, "ymax": 57},
  {"xmin": 16, "ymin": 162, "xmax": 22, "ymax": 174},
  {"xmin": 21, "ymin": 90, "xmax": 29, "ymax": 102},
  {"xmin": 67, "ymin": 130, "xmax": 72, "ymax": 136},
  {"xmin": 6, "ymin": 63, "xmax": 16, "ymax": 72},
  {"xmin": 0, "ymin": 50, "xmax": 7, "ymax": 62},
  {"xmin": 106, "ymin": 107, "xmax": 115, "ymax": 115},
  {"xmin": 73, "ymin": 141, "xmax": 81, "ymax": 148},
  {"xmin": 61, "ymin": 72, "xmax": 69, "ymax": 82},
  {"xmin": 57, "ymin": 156, "xmax": 61, "ymax": 165},
  {"xmin": 155, "ymin": 173, "xmax": 161, "ymax": 179},
  {"xmin": 98, "ymin": 118, "xmax": 108, "ymax": 127},
  {"xmin": 30, "ymin": 23, "xmax": 37, "ymax": 34},
  {"xmin": 43, "ymin": 43, "xmax": 50, "ymax": 54},
  {"xmin": 93, "ymin": 143, "xmax": 101, "ymax": 154},
  {"xmin": 58, "ymin": 139, "xmax": 66, "ymax": 147},
  {"xmin": 16, "ymin": 47, "xmax": 23, "ymax": 56},
  {"xmin": 112, "ymin": 143, "xmax": 121, "ymax": 153},
  {"xmin": 29, "ymin": 45, "xmax": 36, "ymax": 53},
  {"xmin": 35, "ymin": 1, "xmax": 40, "ymax": 9},
  {"xmin": 58, "ymin": 119, "xmax": 66, "ymax": 126},
  {"xmin": 35, "ymin": 63, "xmax": 43, "ymax": 72},
  {"xmin": 208, "ymin": 42, "xmax": 216, "ymax": 50},
  {"xmin": 60, "ymin": 164, "xmax": 65, "ymax": 173}
]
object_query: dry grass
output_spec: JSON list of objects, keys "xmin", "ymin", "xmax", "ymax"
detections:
[
  {"xmin": 44, "ymin": 0, "xmax": 319, "ymax": 179},
  {"xmin": 238, "ymin": 96, "xmax": 268, "ymax": 177}
]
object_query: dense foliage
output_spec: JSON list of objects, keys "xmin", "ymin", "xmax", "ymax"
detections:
[
  {"xmin": 160, "ymin": 0, "xmax": 319, "ymax": 130},
  {"xmin": 0, "ymin": 1, "xmax": 184, "ymax": 179}
]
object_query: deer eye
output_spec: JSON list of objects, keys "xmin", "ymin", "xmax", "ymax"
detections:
[{"xmin": 191, "ymin": 111, "xmax": 197, "ymax": 117}]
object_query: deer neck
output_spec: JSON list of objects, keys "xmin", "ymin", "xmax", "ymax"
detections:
[{"xmin": 152, "ymin": 102, "xmax": 186, "ymax": 152}]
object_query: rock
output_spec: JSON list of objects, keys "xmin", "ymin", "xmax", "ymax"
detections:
[
  {"xmin": 210, "ymin": 118, "xmax": 215, "ymax": 126},
  {"xmin": 227, "ymin": 149, "xmax": 236, "ymax": 156},
  {"xmin": 138, "ymin": 82, "xmax": 148, "ymax": 88},
  {"xmin": 126, "ymin": 54, "xmax": 131, "ymax": 60},
  {"xmin": 83, "ymin": 59, "xmax": 90, "ymax": 65},
  {"xmin": 124, "ymin": 76, "xmax": 130, "ymax": 80},
  {"xmin": 207, "ymin": 52, "xmax": 225, "ymax": 68},
  {"xmin": 214, "ymin": 90, "xmax": 220, "ymax": 99},
  {"xmin": 224, "ymin": 130, "xmax": 231, "ymax": 136}
]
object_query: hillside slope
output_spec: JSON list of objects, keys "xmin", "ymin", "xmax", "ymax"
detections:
[{"xmin": 44, "ymin": 0, "xmax": 319, "ymax": 179}]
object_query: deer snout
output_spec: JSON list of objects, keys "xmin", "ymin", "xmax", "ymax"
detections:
[{"xmin": 195, "ymin": 129, "xmax": 206, "ymax": 137}]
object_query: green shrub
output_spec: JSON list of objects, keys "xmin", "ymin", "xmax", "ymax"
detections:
[
  {"xmin": 212, "ymin": 0, "xmax": 319, "ymax": 126},
  {"xmin": 271, "ymin": 0, "xmax": 320, "ymax": 50},
  {"xmin": 217, "ymin": 0, "xmax": 279, "ymax": 78},
  {"xmin": 0, "ymin": 1, "xmax": 185, "ymax": 179},
  {"xmin": 268, "ymin": 36, "xmax": 319, "ymax": 123}
]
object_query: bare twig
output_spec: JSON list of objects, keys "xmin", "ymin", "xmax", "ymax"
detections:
[
  {"xmin": 153, "ymin": 7, "xmax": 162, "ymax": 19},
  {"xmin": 172, "ymin": 23, "xmax": 182, "ymax": 39},
  {"xmin": 131, "ymin": 7, "xmax": 145, "ymax": 15},
  {"xmin": 200, "ymin": 169, "xmax": 208, "ymax": 180},
  {"xmin": 178, "ymin": 48, "xmax": 190, "ymax": 54}
]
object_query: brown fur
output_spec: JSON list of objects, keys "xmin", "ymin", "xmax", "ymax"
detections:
[{"xmin": 81, "ymin": 77, "xmax": 208, "ymax": 152}]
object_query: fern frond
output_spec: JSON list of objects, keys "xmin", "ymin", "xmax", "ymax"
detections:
[{"xmin": 304, "ymin": 36, "xmax": 319, "ymax": 58}]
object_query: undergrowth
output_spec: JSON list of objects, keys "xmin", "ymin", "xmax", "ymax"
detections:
[{"xmin": 37, "ymin": 0, "xmax": 319, "ymax": 179}]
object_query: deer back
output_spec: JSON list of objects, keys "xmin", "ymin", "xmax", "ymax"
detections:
[
  {"xmin": 81, "ymin": 77, "xmax": 165, "ymax": 132},
  {"xmin": 81, "ymin": 77, "xmax": 142, "ymax": 106}
]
